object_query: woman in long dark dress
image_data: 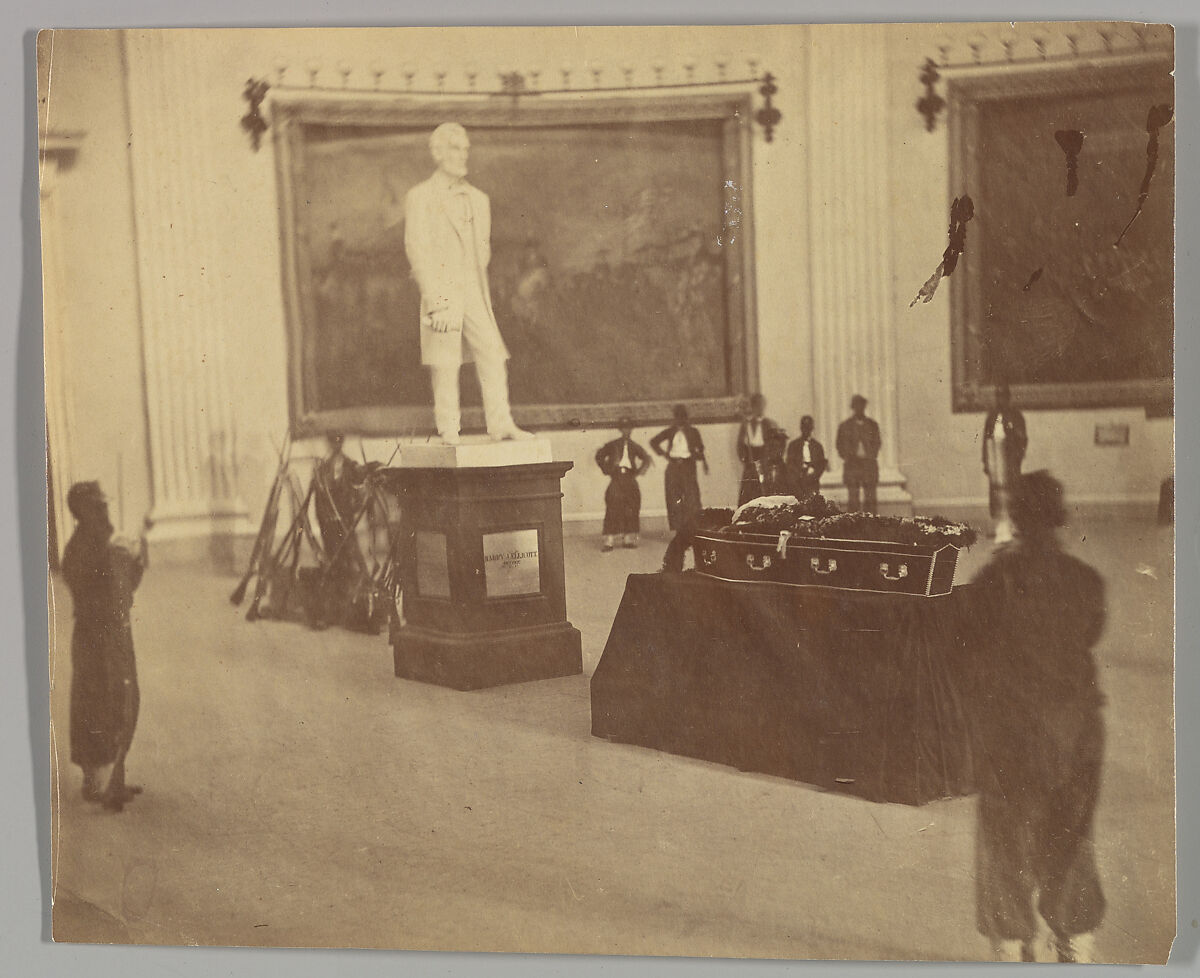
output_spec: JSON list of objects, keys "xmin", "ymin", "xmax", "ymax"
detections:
[
  {"xmin": 61, "ymin": 481, "xmax": 145, "ymax": 812},
  {"xmin": 595, "ymin": 419, "xmax": 651, "ymax": 551}
]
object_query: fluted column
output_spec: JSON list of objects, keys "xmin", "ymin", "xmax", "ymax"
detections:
[
  {"xmin": 806, "ymin": 26, "xmax": 909, "ymax": 508},
  {"xmin": 122, "ymin": 30, "xmax": 248, "ymax": 541}
]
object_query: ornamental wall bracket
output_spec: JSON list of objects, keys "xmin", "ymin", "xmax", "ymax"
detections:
[
  {"xmin": 916, "ymin": 59, "xmax": 946, "ymax": 133},
  {"xmin": 755, "ymin": 73, "xmax": 782, "ymax": 143},
  {"xmin": 496, "ymin": 71, "xmax": 532, "ymax": 98},
  {"xmin": 241, "ymin": 77, "xmax": 271, "ymax": 151},
  {"xmin": 241, "ymin": 63, "xmax": 784, "ymax": 147},
  {"xmin": 914, "ymin": 26, "xmax": 1173, "ymax": 134}
]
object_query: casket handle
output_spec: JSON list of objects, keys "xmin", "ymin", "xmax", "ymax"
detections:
[
  {"xmin": 879, "ymin": 562, "xmax": 909, "ymax": 581},
  {"xmin": 700, "ymin": 548, "xmax": 717, "ymax": 566},
  {"xmin": 746, "ymin": 553, "xmax": 773, "ymax": 572},
  {"xmin": 810, "ymin": 556, "xmax": 838, "ymax": 575}
]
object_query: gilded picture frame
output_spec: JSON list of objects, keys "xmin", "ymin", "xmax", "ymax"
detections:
[
  {"xmin": 947, "ymin": 57, "xmax": 1174, "ymax": 412},
  {"xmin": 271, "ymin": 91, "xmax": 759, "ymax": 436}
]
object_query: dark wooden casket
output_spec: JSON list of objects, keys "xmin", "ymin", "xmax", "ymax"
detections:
[{"xmin": 693, "ymin": 529, "xmax": 961, "ymax": 597}]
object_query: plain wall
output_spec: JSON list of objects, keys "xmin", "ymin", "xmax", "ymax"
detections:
[{"xmin": 41, "ymin": 29, "xmax": 151, "ymax": 535}]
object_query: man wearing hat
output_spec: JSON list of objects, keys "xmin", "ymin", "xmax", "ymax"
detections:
[
  {"xmin": 594, "ymin": 419, "xmax": 651, "ymax": 552},
  {"xmin": 967, "ymin": 471, "xmax": 1107, "ymax": 963},
  {"xmin": 60, "ymin": 481, "xmax": 146, "ymax": 812},
  {"xmin": 836, "ymin": 394, "xmax": 882, "ymax": 513},
  {"xmin": 785, "ymin": 415, "xmax": 828, "ymax": 499}
]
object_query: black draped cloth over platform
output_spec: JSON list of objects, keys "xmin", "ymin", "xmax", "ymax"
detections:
[{"xmin": 591, "ymin": 573, "xmax": 978, "ymax": 806}]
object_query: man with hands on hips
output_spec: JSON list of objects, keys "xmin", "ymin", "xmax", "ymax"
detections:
[{"xmin": 404, "ymin": 122, "xmax": 532, "ymax": 445}]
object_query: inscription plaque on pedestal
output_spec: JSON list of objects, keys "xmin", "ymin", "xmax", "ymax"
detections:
[
  {"xmin": 483, "ymin": 528, "xmax": 541, "ymax": 598},
  {"xmin": 380, "ymin": 445, "xmax": 582, "ymax": 690}
]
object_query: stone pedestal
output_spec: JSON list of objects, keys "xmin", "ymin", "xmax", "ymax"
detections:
[{"xmin": 382, "ymin": 438, "xmax": 581, "ymax": 690}]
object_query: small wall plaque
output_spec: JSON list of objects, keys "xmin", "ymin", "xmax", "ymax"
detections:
[
  {"xmin": 415, "ymin": 531, "xmax": 451, "ymax": 598},
  {"xmin": 1094, "ymin": 423, "xmax": 1130, "ymax": 447},
  {"xmin": 483, "ymin": 528, "xmax": 541, "ymax": 599}
]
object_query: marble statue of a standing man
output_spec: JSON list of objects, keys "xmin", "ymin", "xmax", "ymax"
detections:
[{"xmin": 404, "ymin": 122, "xmax": 532, "ymax": 445}]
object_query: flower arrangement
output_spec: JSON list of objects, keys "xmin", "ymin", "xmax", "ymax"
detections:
[{"xmin": 703, "ymin": 492, "xmax": 978, "ymax": 549}]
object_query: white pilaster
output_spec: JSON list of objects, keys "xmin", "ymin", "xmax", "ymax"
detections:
[
  {"xmin": 122, "ymin": 30, "xmax": 250, "ymax": 542},
  {"xmin": 806, "ymin": 26, "xmax": 910, "ymax": 508}
]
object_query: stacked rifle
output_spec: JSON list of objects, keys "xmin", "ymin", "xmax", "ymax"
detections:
[
  {"xmin": 230, "ymin": 433, "xmax": 401, "ymax": 634},
  {"xmin": 230, "ymin": 432, "xmax": 293, "ymax": 615}
]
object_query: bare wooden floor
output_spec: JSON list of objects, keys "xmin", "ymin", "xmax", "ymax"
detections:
[{"xmin": 49, "ymin": 521, "xmax": 1175, "ymax": 962}]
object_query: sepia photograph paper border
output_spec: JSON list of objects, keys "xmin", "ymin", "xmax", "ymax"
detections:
[{"xmin": 12, "ymin": 1, "xmax": 1199, "ymax": 976}]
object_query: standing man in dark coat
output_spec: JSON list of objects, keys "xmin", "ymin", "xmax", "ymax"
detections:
[
  {"xmin": 650, "ymin": 405, "xmax": 708, "ymax": 532},
  {"xmin": 61, "ymin": 481, "xmax": 146, "ymax": 812},
  {"xmin": 785, "ymin": 415, "xmax": 828, "ymax": 499},
  {"xmin": 967, "ymin": 471, "xmax": 1107, "ymax": 963},
  {"xmin": 836, "ymin": 394, "xmax": 882, "ymax": 513},
  {"xmin": 735, "ymin": 393, "xmax": 780, "ymax": 505},
  {"xmin": 759, "ymin": 428, "xmax": 792, "ymax": 497},
  {"xmin": 595, "ymin": 419, "xmax": 651, "ymax": 551},
  {"xmin": 982, "ymin": 382, "xmax": 1028, "ymax": 544}
]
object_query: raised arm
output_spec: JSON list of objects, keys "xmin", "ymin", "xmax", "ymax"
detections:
[
  {"xmin": 692, "ymin": 428, "xmax": 709, "ymax": 474},
  {"xmin": 812, "ymin": 440, "xmax": 828, "ymax": 475},
  {"xmin": 649, "ymin": 428, "xmax": 670, "ymax": 457},
  {"xmin": 632, "ymin": 441, "xmax": 652, "ymax": 475},
  {"xmin": 1010, "ymin": 411, "xmax": 1028, "ymax": 457}
]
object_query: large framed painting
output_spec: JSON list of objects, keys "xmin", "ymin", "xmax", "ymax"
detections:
[
  {"xmin": 947, "ymin": 58, "xmax": 1174, "ymax": 411},
  {"xmin": 271, "ymin": 92, "xmax": 757, "ymax": 436}
]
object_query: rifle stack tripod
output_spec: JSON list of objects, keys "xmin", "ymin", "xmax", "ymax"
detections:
[{"xmin": 230, "ymin": 432, "xmax": 400, "ymax": 634}]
